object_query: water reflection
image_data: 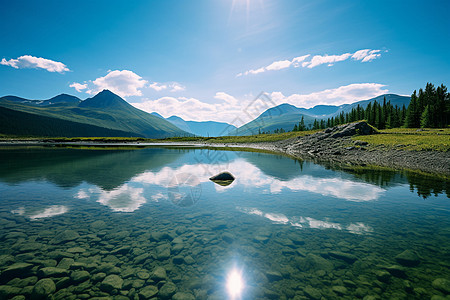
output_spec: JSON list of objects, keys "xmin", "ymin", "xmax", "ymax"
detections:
[
  {"xmin": 236, "ymin": 206, "xmax": 374, "ymax": 235},
  {"xmin": 11, "ymin": 205, "xmax": 69, "ymax": 220}
]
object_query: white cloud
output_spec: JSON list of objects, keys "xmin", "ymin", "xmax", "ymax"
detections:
[
  {"xmin": 303, "ymin": 53, "xmax": 352, "ymax": 68},
  {"xmin": 1, "ymin": 55, "xmax": 69, "ymax": 73},
  {"xmin": 352, "ymin": 49, "xmax": 381, "ymax": 62},
  {"xmin": 69, "ymin": 82, "xmax": 87, "ymax": 92},
  {"xmin": 131, "ymin": 83, "xmax": 388, "ymax": 124},
  {"xmin": 265, "ymin": 60, "xmax": 292, "ymax": 71},
  {"xmin": 149, "ymin": 82, "xmax": 167, "ymax": 91},
  {"xmin": 238, "ymin": 49, "xmax": 382, "ymax": 76},
  {"xmin": 169, "ymin": 82, "xmax": 186, "ymax": 92},
  {"xmin": 70, "ymin": 70, "xmax": 148, "ymax": 98}
]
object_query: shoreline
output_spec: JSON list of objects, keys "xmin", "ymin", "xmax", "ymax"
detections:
[{"xmin": 1, "ymin": 123, "xmax": 449, "ymax": 178}]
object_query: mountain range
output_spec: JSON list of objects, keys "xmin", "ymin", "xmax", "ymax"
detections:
[
  {"xmin": 230, "ymin": 94, "xmax": 410, "ymax": 135},
  {"xmin": 0, "ymin": 90, "xmax": 188, "ymax": 138},
  {"xmin": 0, "ymin": 90, "xmax": 410, "ymax": 138},
  {"xmin": 151, "ymin": 113, "xmax": 237, "ymax": 137}
]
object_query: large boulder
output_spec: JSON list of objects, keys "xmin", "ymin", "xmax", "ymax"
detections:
[
  {"xmin": 31, "ymin": 278, "xmax": 56, "ymax": 299},
  {"xmin": 209, "ymin": 172, "xmax": 235, "ymax": 186},
  {"xmin": 331, "ymin": 121, "xmax": 377, "ymax": 138}
]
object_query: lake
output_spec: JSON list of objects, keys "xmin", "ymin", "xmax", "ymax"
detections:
[{"xmin": 0, "ymin": 146, "xmax": 449, "ymax": 299}]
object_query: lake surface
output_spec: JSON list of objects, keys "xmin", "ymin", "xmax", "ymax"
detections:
[{"xmin": 0, "ymin": 146, "xmax": 449, "ymax": 299}]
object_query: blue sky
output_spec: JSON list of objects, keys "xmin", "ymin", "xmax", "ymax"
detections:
[{"xmin": 1, "ymin": 0, "xmax": 449, "ymax": 123}]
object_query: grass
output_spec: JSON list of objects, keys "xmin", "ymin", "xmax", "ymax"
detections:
[{"xmin": 352, "ymin": 128, "xmax": 450, "ymax": 151}]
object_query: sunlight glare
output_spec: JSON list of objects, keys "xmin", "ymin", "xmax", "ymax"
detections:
[{"xmin": 227, "ymin": 268, "xmax": 244, "ymax": 299}]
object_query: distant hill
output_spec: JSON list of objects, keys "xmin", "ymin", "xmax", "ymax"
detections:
[
  {"xmin": 0, "ymin": 90, "xmax": 189, "ymax": 138},
  {"xmin": 151, "ymin": 113, "xmax": 237, "ymax": 137},
  {"xmin": 231, "ymin": 94, "xmax": 410, "ymax": 135}
]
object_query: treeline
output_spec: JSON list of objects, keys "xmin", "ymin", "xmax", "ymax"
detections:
[{"xmin": 292, "ymin": 82, "xmax": 449, "ymax": 131}]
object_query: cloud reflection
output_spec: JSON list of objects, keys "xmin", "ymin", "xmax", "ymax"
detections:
[
  {"xmin": 236, "ymin": 206, "xmax": 373, "ymax": 235},
  {"xmin": 11, "ymin": 205, "xmax": 68, "ymax": 220}
]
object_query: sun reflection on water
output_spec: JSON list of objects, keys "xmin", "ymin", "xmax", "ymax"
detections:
[{"xmin": 226, "ymin": 267, "xmax": 244, "ymax": 299}]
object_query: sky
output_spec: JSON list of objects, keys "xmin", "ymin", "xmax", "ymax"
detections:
[{"xmin": 1, "ymin": 0, "xmax": 449, "ymax": 124}]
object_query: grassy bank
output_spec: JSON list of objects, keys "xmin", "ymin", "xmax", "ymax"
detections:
[{"xmin": 352, "ymin": 128, "xmax": 450, "ymax": 151}]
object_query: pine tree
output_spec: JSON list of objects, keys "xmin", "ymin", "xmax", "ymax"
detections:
[{"xmin": 420, "ymin": 105, "xmax": 431, "ymax": 128}]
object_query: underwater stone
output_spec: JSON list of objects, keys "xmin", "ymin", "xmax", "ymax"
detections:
[
  {"xmin": 151, "ymin": 266, "xmax": 167, "ymax": 281},
  {"xmin": 100, "ymin": 274, "xmax": 123, "ymax": 292},
  {"xmin": 328, "ymin": 251, "xmax": 357, "ymax": 264},
  {"xmin": 0, "ymin": 285, "xmax": 22, "ymax": 298},
  {"xmin": 31, "ymin": 278, "xmax": 56, "ymax": 299},
  {"xmin": 50, "ymin": 230, "xmax": 80, "ymax": 244},
  {"xmin": 38, "ymin": 267, "xmax": 68, "ymax": 278},
  {"xmin": 222, "ymin": 233, "xmax": 234, "ymax": 243},
  {"xmin": 0, "ymin": 263, "xmax": 34, "ymax": 280},
  {"xmin": 172, "ymin": 292, "xmax": 195, "ymax": 300},
  {"xmin": 265, "ymin": 271, "xmax": 283, "ymax": 282},
  {"xmin": 91, "ymin": 272, "xmax": 106, "ymax": 282},
  {"xmin": 395, "ymin": 250, "xmax": 420, "ymax": 267},
  {"xmin": 332, "ymin": 286, "xmax": 348, "ymax": 295},
  {"xmin": 184, "ymin": 256, "xmax": 195, "ymax": 265},
  {"xmin": 70, "ymin": 270, "xmax": 90, "ymax": 283},
  {"xmin": 385, "ymin": 265, "xmax": 407, "ymax": 278},
  {"xmin": 90, "ymin": 220, "xmax": 107, "ymax": 230},
  {"xmin": 155, "ymin": 244, "xmax": 171, "ymax": 260},
  {"xmin": 159, "ymin": 282, "xmax": 177, "ymax": 299},
  {"xmin": 376, "ymin": 270, "xmax": 391, "ymax": 283},
  {"xmin": 139, "ymin": 285, "xmax": 158, "ymax": 299},
  {"xmin": 136, "ymin": 271, "xmax": 150, "ymax": 280},
  {"xmin": 432, "ymin": 278, "xmax": 450, "ymax": 294},
  {"xmin": 66, "ymin": 247, "xmax": 86, "ymax": 253},
  {"xmin": 57, "ymin": 258, "xmax": 75, "ymax": 270},
  {"xmin": 303, "ymin": 285, "xmax": 322, "ymax": 300}
]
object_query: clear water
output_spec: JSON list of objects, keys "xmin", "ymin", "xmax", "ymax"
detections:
[{"xmin": 0, "ymin": 146, "xmax": 449, "ymax": 299}]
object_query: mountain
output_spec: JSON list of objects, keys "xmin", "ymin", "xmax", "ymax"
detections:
[
  {"xmin": 2, "ymin": 94, "xmax": 81, "ymax": 106},
  {"xmin": 0, "ymin": 90, "xmax": 189, "ymax": 138},
  {"xmin": 151, "ymin": 113, "xmax": 237, "ymax": 137},
  {"xmin": 231, "ymin": 94, "xmax": 411, "ymax": 135}
]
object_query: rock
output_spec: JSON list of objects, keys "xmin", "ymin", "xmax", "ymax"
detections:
[
  {"xmin": 296, "ymin": 254, "xmax": 333, "ymax": 272},
  {"xmin": 172, "ymin": 256, "xmax": 184, "ymax": 265},
  {"xmin": 395, "ymin": 250, "xmax": 420, "ymax": 267},
  {"xmin": 150, "ymin": 232, "xmax": 172, "ymax": 242},
  {"xmin": 332, "ymin": 286, "xmax": 348, "ymax": 295},
  {"xmin": 56, "ymin": 258, "xmax": 75, "ymax": 269},
  {"xmin": 211, "ymin": 220, "xmax": 227, "ymax": 230},
  {"xmin": 50, "ymin": 230, "xmax": 80, "ymax": 244},
  {"xmin": 71, "ymin": 270, "xmax": 90, "ymax": 283},
  {"xmin": 304, "ymin": 285, "xmax": 322, "ymax": 300},
  {"xmin": 139, "ymin": 285, "xmax": 158, "ymax": 299},
  {"xmin": 136, "ymin": 271, "xmax": 150, "ymax": 280},
  {"xmin": 222, "ymin": 233, "xmax": 234, "ymax": 243},
  {"xmin": 32, "ymin": 278, "xmax": 56, "ymax": 299},
  {"xmin": 172, "ymin": 292, "xmax": 196, "ymax": 300},
  {"xmin": 265, "ymin": 271, "xmax": 283, "ymax": 282},
  {"xmin": 159, "ymin": 282, "xmax": 177, "ymax": 299},
  {"xmin": 385, "ymin": 265, "xmax": 407, "ymax": 278},
  {"xmin": 0, "ymin": 285, "xmax": 22, "ymax": 298},
  {"xmin": 155, "ymin": 244, "xmax": 171, "ymax": 260},
  {"xmin": 92, "ymin": 272, "xmax": 106, "ymax": 282},
  {"xmin": 67, "ymin": 247, "xmax": 86, "ymax": 253},
  {"xmin": 38, "ymin": 267, "xmax": 68, "ymax": 278},
  {"xmin": 376, "ymin": 270, "xmax": 391, "ymax": 283},
  {"xmin": 184, "ymin": 255, "xmax": 195, "ymax": 265},
  {"xmin": 209, "ymin": 172, "xmax": 235, "ymax": 186},
  {"xmin": 100, "ymin": 274, "xmax": 123, "ymax": 292},
  {"xmin": 331, "ymin": 121, "xmax": 377, "ymax": 138},
  {"xmin": 0, "ymin": 263, "xmax": 33, "ymax": 280},
  {"xmin": 432, "ymin": 278, "xmax": 450, "ymax": 294},
  {"xmin": 90, "ymin": 220, "xmax": 107, "ymax": 230},
  {"xmin": 329, "ymin": 251, "xmax": 357, "ymax": 263},
  {"xmin": 151, "ymin": 267, "xmax": 167, "ymax": 281}
]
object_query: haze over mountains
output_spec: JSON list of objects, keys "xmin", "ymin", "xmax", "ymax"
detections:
[
  {"xmin": 0, "ymin": 90, "xmax": 410, "ymax": 138},
  {"xmin": 151, "ymin": 113, "xmax": 237, "ymax": 137}
]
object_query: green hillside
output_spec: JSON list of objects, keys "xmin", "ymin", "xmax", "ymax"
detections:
[
  {"xmin": 0, "ymin": 90, "xmax": 188, "ymax": 138},
  {"xmin": 0, "ymin": 106, "xmax": 140, "ymax": 137}
]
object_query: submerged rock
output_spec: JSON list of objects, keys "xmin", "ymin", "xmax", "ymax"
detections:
[
  {"xmin": 395, "ymin": 250, "xmax": 420, "ymax": 267},
  {"xmin": 159, "ymin": 282, "xmax": 177, "ymax": 299},
  {"xmin": 32, "ymin": 278, "xmax": 56, "ymax": 299},
  {"xmin": 139, "ymin": 285, "xmax": 158, "ymax": 298},
  {"xmin": 209, "ymin": 172, "xmax": 235, "ymax": 186},
  {"xmin": 432, "ymin": 278, "xmax": 450, "ymax": 294},
  {"xmin": 100, "ymin": 274, "xmax": 123, "ymax": 292}
]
